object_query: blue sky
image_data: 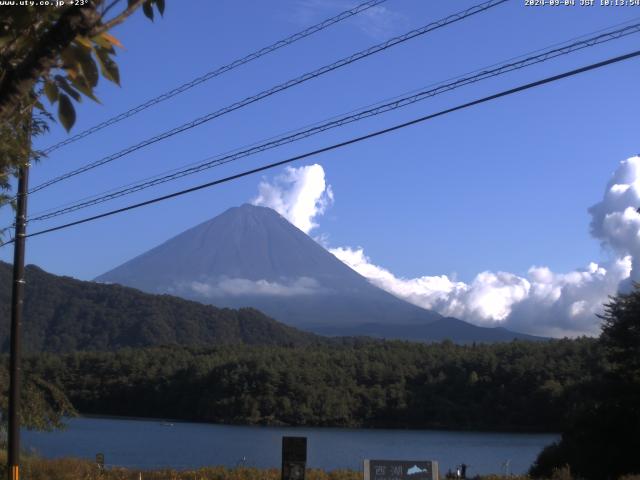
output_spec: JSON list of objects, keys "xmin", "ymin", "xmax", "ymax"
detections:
[{"xmin": 2, "ymin": 0, "xmax": 640, "ymax": 335}]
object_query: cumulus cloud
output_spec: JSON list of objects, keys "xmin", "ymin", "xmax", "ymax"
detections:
[
  {"xmin": 189, "ymin": 277, "xmax": 322, "ymax": 297},
  {"xmin": 331, "ymin": 246, "xmax": 631, "ymax": 337},
  {"xmin": 253, "ymin": 157, "xmax": 640, "ymax": 337},
  {"xmin": 589, "ymin": 156, "xmax": 640, "ymax": 283},
  {"xmin": 507, "ymin": 259, "xmax": 631, "ymax": 336},
  {"xmin": 252, "ymin": 164, "xmax": 333, "ymax": 234}
]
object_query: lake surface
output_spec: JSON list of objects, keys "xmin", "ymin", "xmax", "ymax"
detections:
[{"xmin": 22, "ymin": 417, "xmax": 558, "ymax": 476}]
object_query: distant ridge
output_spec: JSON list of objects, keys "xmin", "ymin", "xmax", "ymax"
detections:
[
  {"xmin": 0, "ymin": 261, "xmax": 321, "ymax": 353},
  {"xmin": 97, "ymin": 204, "xmax": 545, "ymax": 343},
  {"xmin": 315, "ymin": 317, "xmax": 546, "ymax": 343}
]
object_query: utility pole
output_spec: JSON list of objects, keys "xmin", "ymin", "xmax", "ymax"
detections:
[{"xmin": 7, "ymin": 117, "xmax": 31, "ymax": 480}]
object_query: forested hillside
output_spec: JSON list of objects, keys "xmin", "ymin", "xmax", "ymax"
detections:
[
  {"xmin": 0, "ymin": 262, "xmax": 321, "ymax": 352},
  {"xmin": 25, "ymin": 338, "xmax": 601, "ymax": 431}
]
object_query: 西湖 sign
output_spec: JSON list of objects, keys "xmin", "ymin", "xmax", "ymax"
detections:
[{"xmin": 363, "ymin": 459, "xmax": 438, "ymax": 480}]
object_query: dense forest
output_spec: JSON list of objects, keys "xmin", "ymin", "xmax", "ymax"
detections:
[
  {"xmin": 530, "ymin": 287, "xmax": 640, "ymax": 479},
  {"xmin": 1, "ymin": 260, "xmax": 638, "ymax": 477},
  {"xmin": 23, "ymin": 338, "xmax": 600, "ymax": 432},
  {"xmin": 0, "ymin": 262, "xmax": 322, "ymax": 352}
]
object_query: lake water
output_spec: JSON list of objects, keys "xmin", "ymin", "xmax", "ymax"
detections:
[{"xmin": 22, "ymin": 417, "xmax": 558, "ymax": 476}]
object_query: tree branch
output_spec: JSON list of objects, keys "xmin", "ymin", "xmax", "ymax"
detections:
[
  {"xmin": 0, "ymin": 0, "xmax": 148, "ymax": 123},
  {"xmin": 0, "ymin": 4, "xmax": 103, "ymax": 122},
  {"xmin": 102, "ymin": 0, "xmax": 126, "ymax": 17},
  {"xmin": 90, "ymin": 0, "xmax": 147, "ymax": 37}
]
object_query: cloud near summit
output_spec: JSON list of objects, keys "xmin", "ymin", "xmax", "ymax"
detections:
[
  {"xmin": 189, "ymin": 277, "xmax": 322, "ymax": 297},
  {"xmin": 252, "ymin": 164, "xmax": 333, "ymax": 234},
  {"xmin": 251, "ymin": 157, "xmax": 640, "ymax": 337}
]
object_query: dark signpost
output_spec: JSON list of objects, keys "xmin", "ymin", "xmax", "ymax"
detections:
[
  {"xmin": 282, "ymin": 436, "xmax": 307, "ymax": 480},
  {"xmin": 363, "ymin": 460, "xmax": 438, "ymax": 480},
  {"xmin": 96, "ymin": 453, "xmax": 104, "ymax": 472}
]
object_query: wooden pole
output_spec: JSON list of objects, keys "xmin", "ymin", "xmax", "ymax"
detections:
[{"xmin": 7, "ymin": 120, "xmax": 31, "ymax": 480}]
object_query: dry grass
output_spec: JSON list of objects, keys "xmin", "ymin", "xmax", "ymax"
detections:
[
  {"xmin": 0, "ymin": 453, "xmax": 637, "ymax": 480},
  {"xmin": 0, "ymin": 454, "xmax": 361, "ymax": 480}
]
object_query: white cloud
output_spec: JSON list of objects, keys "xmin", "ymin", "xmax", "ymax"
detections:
[
  {"xmin": 287, "ymin": 0, "xmax": 341, "ymax": 26},
  {"xmin": 286, "ymin": 0, "xmax": 406, "ymax": 39},
  {"xmin": 189, "ymin": 277, "xmax": 322, "ymax": 297},
  {"xmin": 507, "ymin": 258, "xmax": 631, "ymax": 336},
  {"xmin": 352, "ymin": 5, "xmax": 407, "ymax": 39},
  {"xmin": 252, "ymin": 157, "xmax": 640, "ymax": 337},
  {"xmin": 588, "ymin": 156, "xmax": 640, "ymax": 283},
  {"xmin": 252, "ymin": 164, "xmax": 333, "ymax": 234},
  {"xmin": 331, "ymin": 246, "xmax": 631, "ymax": 337}
]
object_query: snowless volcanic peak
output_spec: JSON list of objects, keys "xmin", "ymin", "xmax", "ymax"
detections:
[
  {"xmin": 96, "ymin": 204, "xmax": 443, "ymax": 328},
  {"xmin": 97, "ymin": 204, "xmax": 543, "ymax": 342}
]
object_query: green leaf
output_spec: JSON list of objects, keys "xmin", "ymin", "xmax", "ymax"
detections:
[
  {"xmin": 54, "ymin": 75, "xmax": 81, "ymax": 102},
  {"xmin": 81, "ymin": 55, "xmax": 99, "ymax": 88},
  {"xmin": 100, "ymin": 32, "xmax": 123, "ymax": 49},
  {"xmin": 70, "ymin": 77, "xmax": 100, "ymax": 103},
  {"xmin": 44, "ymin": 81, "xmax": 59, "ymax": 104},
  {"xmin": 70, "ymin": 45, "xmax": 99, "ymax": 88},
  {"xmin": 60, "ymin": 47, "xmax": 76, "ymax": 70},
  {"xmin": 95, "ymin": 48, "xmax": 120, "ymax": 86},
  {"xmin": 142, "ymin": 1, "xmax": 154, "ymax": 21},
  {"xmin": 75, "ymin": 36, "xmax": 92, "ymax": 49},
  {"xmin": 155, "ymin": 0, "xmax": 165, "ymax": 16},
  {"xmin": 33, "ymin": 100, "xmax": 46, "ymax": 113},
  {"xmin": 58, "ymin": 94, "xmax": 76, "ymax": 132},
  {"xmin": 90, "ymin": 35, "xmax": 115, "ymax": 53}
]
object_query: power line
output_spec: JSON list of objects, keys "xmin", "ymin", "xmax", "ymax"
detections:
[
  {"xmin": 28, "ymin": 0, "xmax": 508, "ymax": 195},
  {"xmin": 14, "ymin": 48, "xmax": 640, "ymax": 243},
  {"xmin": 30, "ymin": 14, "xmax": 640, "ymax": 222},
  {"xmin": 27, "ymin": 14, "xmax": 640, "ymax": 224},
  {"xmin": 29, "ymin": 16, "xmax": 640, "ymax": 221},
  {"xmin": 40, "ymin": 0, "xmax": 390, "ymax": 155},
  {"xmin": 27, "ymin": 21, "xmax": 640, "ymax": 223}
]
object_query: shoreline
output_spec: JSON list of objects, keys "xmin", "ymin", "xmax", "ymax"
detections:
[
  {"xmin": 74, "ymin": 413, "xmax": 560, "ymax": 435},
  {"xmin": 23, "ymin": 417, "xmax": 556, "ymax": 476}
]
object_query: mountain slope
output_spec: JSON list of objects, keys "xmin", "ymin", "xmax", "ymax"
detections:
[
  {"xmin": 0, "ymin": 261, "xmax": 321, "ymax": 353},
  {"xmin": 96, "ymin": 204, "xmax": 444, "ymax": 328},
  {"xmin": 95, "ymin": 204, "xmax": 543, "ymax": 343},
  {"xmin": 315, "ymin": 317, "xmax": 545, "ymax": 343}
]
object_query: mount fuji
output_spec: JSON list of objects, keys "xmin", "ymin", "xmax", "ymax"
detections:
[{"xmin": 96, "ymin": 204, "xmax": 542, "ymax": 342}]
